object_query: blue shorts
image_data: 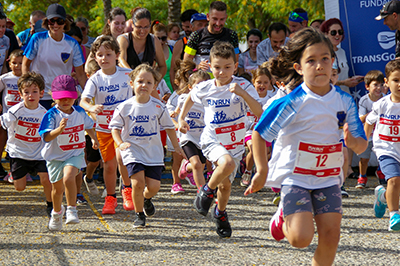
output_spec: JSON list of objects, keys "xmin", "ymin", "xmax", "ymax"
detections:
[
  {"xmin": 358, "ymin": 141, "xmax": 373, "ymax": 159},
  {"xmin": 378, "ymin": 155, "xmax": 400, "ymax": 181},
  {"xmin": 46, "ymin": 152, "xmax": 85, "ymax": 183},
  {"xmin": 281, "ymin": 185, "xmax": 342, "ymax": 217},
  {"xmin": 126, "ymin": 163, "xmax": 163, "ymax": 181}
]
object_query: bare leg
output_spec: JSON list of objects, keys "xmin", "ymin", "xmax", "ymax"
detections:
[{"xmin": 63, "ymin": 165, "xmax": 79, "ymax": 207}]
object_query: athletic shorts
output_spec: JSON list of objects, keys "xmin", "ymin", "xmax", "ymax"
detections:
[
  {"xmin": 379, "ymin": 155, "xmax": 400, "ymax": 181},
  {"xmin": 46, "ymin": 152, "xmax": 85, "ymax": 183},
  {"xmin": 358, "ymin": 141, "xmax": 373, "ymax": 159},
  {"xmin": 281, "ymin": 184, "xmax": 342, "ymax": 217},
  {"xmin": 97, "ymin": 131, "xmax": 116, "ymax": 162},
  {"xmin": 202, "ymin": 142, "xmax": 240, "ymax": 183},
  {"xmin": 126, "ymin": 163, "xmax": 163, "ymax": 181},
  {"xmin": 244, "ymin": 135, "xmax": 272, "ymax": 147},
  {"xmin": 10, "ymin": 157, "xmax": 47, "ymax": 180},
  {"xmin": 85, "ymin": 135, "xmax": 101, "ymax": 162},
  {"xmin": 182, "ymin": 141, "xmax": 206, "ymax": 164}
]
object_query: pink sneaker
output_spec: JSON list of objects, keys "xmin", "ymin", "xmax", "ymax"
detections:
[
  {"xmin": 185, "ymin": 173, "xmax": 196, "ymax": 187},
  {"xmin": 171, "ymin": 183, "xmax": 185, "ymax": 194},
  {"xmin": 6, "ymin": 173, "xmax": 13, "ymax": 183},
  {"xmin": 179, "ymin": 159, "xmax": 190, "ymax": 179},
  {"xmin": 269, "ymin": 203, "xmax": 285, "ymax": 241}
]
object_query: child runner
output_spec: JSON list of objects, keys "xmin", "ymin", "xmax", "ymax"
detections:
[
  {"xmin": 367, "ymin": 59, "xmax": 400, "ymax": 231},
  {"xmin": 174, "ymin": 62, "xmax": 210, "ymax": 190},
  {"xmin": 0, "ymin": 72, "xmax": 53, "ymax": 217},
  {"xmin": 80, "ymin": 35, "xmax": 134, "ymax": 214},
  {"xmin": 109, "ymin": 64, "xmax": 185, "ymax": 228},
  {"xmin": 245, "ymin": 28, "xmax": 367, "ymax": 265},
  {"xmin": 39, "ymin": 75, "xmax": 99, "ymax": 231},
  {"xmin": 179, "ymin": 41, "xmax": 262, "ymax": 238},
  {"xmin": 356, "ymin": 70, "xmax": 385, "ymax": 188},
  {"xmin": 240, "ymin": 66, "xmax": 276, "ymax": 187}
]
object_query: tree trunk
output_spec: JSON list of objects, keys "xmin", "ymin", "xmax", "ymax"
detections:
[
  {"xmin": 103, "ymin": 0, "xmax": 112, "ymax": 24},
  {"xmin": 167, "ymin": 0, "xmax": 181, "ymax": 24}
]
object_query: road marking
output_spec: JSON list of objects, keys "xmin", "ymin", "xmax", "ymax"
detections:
[{"xmin": 83, "ymin": 192, "xmax": 116, "ymax": 233}]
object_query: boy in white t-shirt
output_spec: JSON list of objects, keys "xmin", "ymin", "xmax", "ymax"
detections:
[
  {"xmin": 39, "ymin": 75, "xmax": 99, "ymax": 231},
  {"xmin": 366, "ymin": 59, "xmax": 400, "ymax": 231},
  {"xmin": 0, "ymin": 72, "xmax": 53, "ymax": 217},
  {"xmin": 179, "ymin": 42, "xmax": 262, "ymax": 238},
  {"xmin": 356, "ymin": 70, "xmax": 385, "ymax": 189},
  {"xmin": 80, "ymin": 35, "xmax": 134, "ymax": 215}
]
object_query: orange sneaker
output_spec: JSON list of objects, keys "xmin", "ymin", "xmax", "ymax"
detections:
[
  {"xmin": 122, "ymin": 187, "xmax": 135, "ymax": 211},
  {"xmin": 102, "ymin": 196, "xmax": 117, "ymax": 214}
]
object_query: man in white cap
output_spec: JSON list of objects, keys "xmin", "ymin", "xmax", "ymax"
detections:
[{"xmin": 376, "ymin": 0, "xmax": 400, "ymax": 57}]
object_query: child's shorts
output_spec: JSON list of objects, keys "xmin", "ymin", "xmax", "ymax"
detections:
[
  {"xmin": 85, "ymin": 135, "xmax": 101, "ymax": 162},
  {"xmin": 244, "ymin": 135, "xmax": 271, "ymax": 147},
  {"xmin": 126, "ymin": 163, "xmax": 163, "ymax": 181},
  {"xmin": 202, "ymin": 142, "xmax": 241, "ymax": 183},
  {"xmin": 10, "ymin": 157, "xmax": 47, "ymax": 180},
  {"xmin": 97, "ymin": 131, "xmax": 116, "ymax": 162},
  {"xmin": 358, "ymin": 141, "xmax": 373, "ymax": 159},
  {"xmin": 46, "ymin": 152, "xmax": 85, "ymax": 183},
  {"xmin": 182, "ymin": 141, "xmax": 206, "ymax": 164},
  {"xmin": 281, "ymin": 184, "xmax": 342, "ymax": 217},
  {"xmin": 378, "ymin": 155, "xmax": 400, "ymax": 181}
]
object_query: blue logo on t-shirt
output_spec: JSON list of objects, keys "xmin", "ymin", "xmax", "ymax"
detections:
[
  {"xmin": 61, "ymin": 53, "xmax": 71, "ymax": 63},
  {"xmin": 337, "ymin": 111, "xmax": 346, "ymax": 129}
]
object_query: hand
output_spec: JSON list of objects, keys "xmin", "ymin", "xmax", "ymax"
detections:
[
  {"xmin": 89, "ymin": 104, "xmax": 103, "ymax": 115},
  {"xmin": 198, "ymin": 60, "xmax": 209, "ymax": 71},
  {"xmin": 344, "ymin": 76, "xmax": 364, "ymax": 88},
  {"xmin": 178, "ymin": 120, "xmax": 190, "ymax": 134},
  {"xmin": 229, "ymin": 83, "xmax": 245, "ymax": 97},
  {"xmin": 58, "ymin": 118, "xmax": 68, "ymax": 133},
  {"xmin": 162, "ymin": 93, "xmax": 171, "ymax": 102},
  {"xmin": 244, "ymin": 172, "xmax": 266, "ymax": 196},
  {"xmin": 170, "ymin": 111, "xmax": 177, "ymax": 118},
  {"xmin": 174, "ymin": 147, "xmax": 187, "ymax": 160},
  {"xmin": 118, "ymin": 142, "xmax": 131, "ymax": 151},
  {"xmin": 343, "ymin": 123, "xmax": 354, "ymax": 149},
  {"xmin": 92, "ymin": 139, "xmax": 100, "ymax": 150}
]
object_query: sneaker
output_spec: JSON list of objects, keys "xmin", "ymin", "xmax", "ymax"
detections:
[
  {"xmin": 122, "ymin": 187, "xmax": 135, "ymax": 211},
  {"xmin": 347, "ymin": 172, "xmax": 357, "ymax": 179},
  {"xmin": 269, "ymin": 203, "xmax": 285, "ymax": 241},
  {"xmin": 194, "ymin": 185, "xmax": 215, "ymax": 216},
  {"xmin": 65, "ymin": 206, "xmax": 80, "ymax": 224},
  {"xmin": 374, "ymin": 185, "xmax": 387, "ymax": 218},
  {"xmin": 213, "ymin": 206, "xmax": 232, "ymax": 238},
  {"xmin": 355, "ymin": 177, "xmax": 367, "ymax": 189},
  {"xmin": 185, "ymin": 174, "xmax": 196, "ymax": 187},
  {"xmin": 375, "ymin": 169, "xmax": 387, "ymax": 184},
  {"xmin": 102, "ymin": 196, "xmax": 117, "ymax": 215},
  {"xmin": 143, "ymin": 198, "xmax": 155, "ymax": 217},
  {"xmin": 0, "ymin": 165, "xmax": 7, "ymax": 180},
  {"xmin": 240, "ymin": 171, "xmax": 251, "ymax": 187},
  {"xmin": 84, "ymin": 175, "xmax": 99, "ymax": 195},
  {"xmin": 76, "ymin": 194, "xmax": 88, "ymax": 205},
  {"xmin": 5, "ymin": 173, "xmax": 13, "ymax": 183},
  {"xmin": 341, "ymin": 186, "xmax": 349, "ymax": 198},
  {"xmin": 272, "ymin": 192, "xmax": 281, "ymax": 206},
  {"xmin": 389, "ymin": 213, "xmax": 400, "ymax": 231},
  {"xmin": 179, "ymin": 159, "xmax": 190, "ymax": 179},
  {"xmin": 133, "ymin": 213, "xmax": 146, "ymax": 228},
  {"xmin": 48, "ymin": 206, "xmax": 65, "ymax": 231},
  {"xmin": 101, "ymin": 188, "xmax": 107, "ymax": 198},
  {"xmin": 171, "ymin": 183, "xmax": 185, "ymax": 194},
  {"xmin": 26, "ymin": 174, "xmax": 33, "ymax": 182}
]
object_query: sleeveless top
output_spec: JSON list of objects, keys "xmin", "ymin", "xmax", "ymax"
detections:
[{"xmin": 126, "ymin": 33, "xmax": 155, "ymax": 69}]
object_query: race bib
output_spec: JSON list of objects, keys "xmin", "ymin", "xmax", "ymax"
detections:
[
  {"xmin": 57, "ymin": 124, "xmax": 85, "ymax": 151},
  {"xmin": 247, "ymin": 111, "xmax": 258, "ymax": 124},
  {"xmin": 293, "ymin": 141, "xmax": 343, "ymax": 178},
  {"xmin": 97, "ymin": 110, "xmax": 114, "ymax": 130},
  {"xmin": 5, "ymin": 90, "xmax": 21, "ymax": 107},
  {"xmin": 215, "ymin": 122, "xmax": 246, "ymax": 151},
  {"xmin": 15, "ymin": 120, "xmax": 41, "ymax": 142},
  {"xmin": 378, "ymin": 117, "xmax": 400, "ymax": 142}
]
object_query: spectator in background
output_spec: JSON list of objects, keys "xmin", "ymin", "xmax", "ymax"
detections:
[
  {"xmin": 375, "ymin": 0, "xmax": 400, "ymax": 58},
  {"xmin": 180, "ymin": 9, "xmax": 198, "ymax": 37},
  {"xmin": 16, "ymin": 10, "xmax": 46, "ymax": 49},
  {"xmin": 167, "ymin": 23, "xmax": 180, "ymax": 47},
  {"xmin": 288, "ymin": 8, "xmax": 308, "ymax": 37},
  {"xmin": 238, "ymin": 29, "xmax": 262, "ymax": 75},
  {"xmin": 257, "ymin": 22, "xmax": 289, "ymax": 66},
  {"xmin": 75, "ymin": 17, "xmax": 96, "ymax": 49},
  {"xmin": 310, "ymin": 19, "xmax": 324, "ymax": 29},
  {"xmin": 6, "ymin": 18, "xmax": 14, "ymax": 31}
]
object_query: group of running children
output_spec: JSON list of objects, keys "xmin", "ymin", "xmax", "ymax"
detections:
[{"xmin": 1, "ymin": 27, "xmax": 400, "ymax": 265}]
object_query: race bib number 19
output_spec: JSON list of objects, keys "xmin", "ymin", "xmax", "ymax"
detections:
[
  {"xmin": 378, "ymin": 117, "xmax": 400, "ymax": 142},
  {"xmin": 293, "ymin": 141, "xmax": 343, "ymax": 178}
]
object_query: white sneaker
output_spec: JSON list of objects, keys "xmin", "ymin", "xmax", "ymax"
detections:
[
  {"xmin": 102, "ymin": 188, "xmax": 107, "ymax": 198},
  {"xmin": 66, "ymin": 206, "xmax": 80, "ymax": 224},
  {"xmin": 84, "ymin": 175, "xmax": 99, "ymax": 195},
  {"xmin": 49, "ymin": 205, "xmax": 65, "ymax": 231}
]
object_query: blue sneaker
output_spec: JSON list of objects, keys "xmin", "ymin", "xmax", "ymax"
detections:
[
  {"xmin": 389, "ymin": 213, "xmax": 400, "ymax": 231},
  {"xmin": 374, "ymin": 185, "xmax": 387, "ymax": 218}
]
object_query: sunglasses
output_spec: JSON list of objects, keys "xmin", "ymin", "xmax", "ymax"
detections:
[
  {"xmin": 48, "ymin": 18, "xmax": 65, "ymax": 26},
  {"xmin": 330, "ymin": 29, "xmax": 344, "ymax": 36},
  {"xmin": 157, "ymin": 36, "xmax": 167, "ymax": 42},
  {"xmin": 289, "ymin": 11, "xmax": 306, "ymax": 21}
]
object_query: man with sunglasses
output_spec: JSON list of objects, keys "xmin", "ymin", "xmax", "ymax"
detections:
[
  {"xmin": 376, "ymin": 0, "xmax": 400, "ymax": 58},
  {"xmin": 288, "ymin": 8, "xmax": 308, "ymax": 38}
]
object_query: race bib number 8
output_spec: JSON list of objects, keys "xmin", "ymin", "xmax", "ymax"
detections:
[
  {"xmin": 293, "ymin": 142, "xmax": 343, "ymax": 178},
  {"xmin": 15, "ymin": 120, "xmax": 41, "ymax": 142},
  {"xmin": 378, "ymin": 117, "xmax": 400, "ymax": 142},
  {"xmin": 57, "ymin": 124, "xmax": 85, "ymax": 151},
  {"xmin": 215, "ymin": 122, "xmax": 246, "ymax": 150},
  {"xmin": 97, "ymin": 110, "xmax": 114, "ymax": 130}
]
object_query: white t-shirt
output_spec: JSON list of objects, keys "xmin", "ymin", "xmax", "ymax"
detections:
[
  {"xmin": 24, "ymin": 31, "xmax": 85, "ymax": 100},
  {"xmin": 156, "ymin": 79, "xmax": 170, "ymax": 104},
  {"xmin": 39, "ymin": 105, "xmax": 94, "ymax": 161},
  {"xmin": 359, "ymin": 93, "xmax": 381, "ymax": 141},
  {"xmin": 191, "ymin": 76, "xmax": 260, "ymax": 158},
  {"xmin": 245, "ymin": 95, "xmax": 270, "ymax": 137},
  {"xmin": 0, "ymin": 35, "xmax": 10, "ymax": 70},
  {"xmin": 0, "ymin": 102, "xmax": 46, "ymax": 160},
  {"xmin": 255, "ymin": 83, "xmax": 366, "ymax": 189},
  {"xmin": 109, "ymin": 96, "xmax": 175, "ymax": 166},
  {"xmin": 0, "ymin": 72, "xmax": 20, "ymax": 113},
  {"xmin": 177, "ymin": 93, "xmax": 205, "ymax": 148},
  {"xmin": 335, "ymin": 48, "xmax": 350, "ymax": 94},
  {"xmin": 264, "ymin": 86, "xmax": 288, "ymax": 109},
  {"xmin": 165, "ymin": 91, "xmax": 180, "ymax": 151},
  {"xmin": 82, "ymin": 66, "xmax": 133, "ymax": 133},
  {"xmin": 366, "ymin": 95, "xmax": 400, "ymax": 163}
]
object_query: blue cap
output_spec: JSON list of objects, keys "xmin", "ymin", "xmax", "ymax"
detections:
[{"xmin": 190, "ymin": 13, "xmax": 207, "ymax": 24}]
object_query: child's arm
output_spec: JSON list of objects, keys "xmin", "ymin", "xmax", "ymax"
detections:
[
  {"xmin": 165, "ymin": 128, "xmax": 187, "ymax": 159},
  {"xmin": 359, "ymin": 113, "xmax": 369, "ymax": 124},
  {"xmin": 364, "ymin": 122, "xmax": 375, "ymax": 141},
  {"xmin": 170, "ymin": 106, "xmax": 181, "ymax": 119},
  {"xmin": 43, "ymin": 118, "xmax": 68, "ymax": 142},
  {"xmin": 344, "ymin": 123, "xmax": 368, "ymax": 154},
  {"xmin": 162, "ymin": 93, "xmax": 171, "ymax": 102},
  {"xmin": 178, "ymin": 95, "xmax": 194, "ymax": 134},
  {"xmin": 86, "ymin": 128, "xmax": 99, "ymax": 150},
  {"xmin": 111, "ymin": 128, "xmax": 131, "ymax": 151},
  {"xmin": 229, "ymin": 83, "xmax": 263, "ymax": 118},
  {"xmin": 80, "ymin": 97, "xmax": 103, "ymax": 114},
  {"xmin": 244, "ymin": 130, "xmax": 269, "ymax": 196}
]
